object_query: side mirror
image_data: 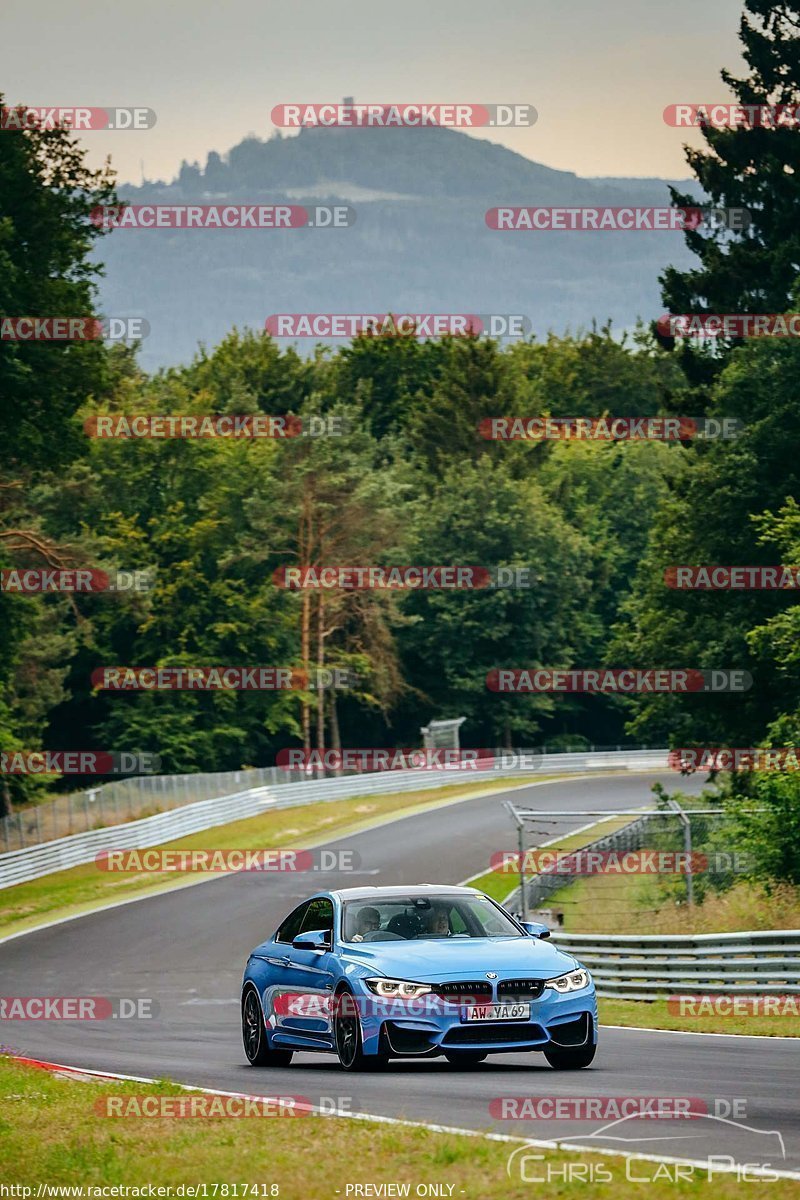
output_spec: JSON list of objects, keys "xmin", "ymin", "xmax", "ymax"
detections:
[
  {"xmin": 519, "ymin": 920, "xmax": 551, "ymax": 939},
  {"xmin": 292, "ymin": 929, "xmax": 331, "ymax": 952}
]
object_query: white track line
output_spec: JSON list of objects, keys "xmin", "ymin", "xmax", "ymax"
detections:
[
  {"xmin": 600, "ymin": 1023, "xmax": 800, "ymax": 1041},
  {"xmin": 8, "ymin": 1054, "xmax": 800, "ymax": 1181}
]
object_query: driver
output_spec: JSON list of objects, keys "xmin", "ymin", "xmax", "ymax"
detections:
[
  {"xmin": 351, "ymin": 906, "xmax": 381, "ymax": 942},
  {"xmin": 421, "ymin": 906, "xmax": 450, "ymax": 937}
]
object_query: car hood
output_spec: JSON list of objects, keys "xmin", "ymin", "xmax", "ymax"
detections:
[{"xmin": 340, "ymin": 936, "xmax": 579, "ymax": 981}]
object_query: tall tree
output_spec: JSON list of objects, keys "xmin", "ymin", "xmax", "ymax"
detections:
[
  {"xmin": 616, "ymin": 338, "xmax": 800, "ymax": 746},
  {"xmin": 0, "ymin": 99, "xmax": 117, "ymax": 807},
  {"xmin": 658, "ymin": 2, "xmax": 800, "ymax": 376},
  {"xmin": 0, "ymin": 97, "xmax": 117, "ymax": 475}
]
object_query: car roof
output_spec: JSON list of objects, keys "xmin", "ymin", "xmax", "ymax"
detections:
[{"xmin": 331, "ymin": 884, "xmax": 481, "ymax": 899}]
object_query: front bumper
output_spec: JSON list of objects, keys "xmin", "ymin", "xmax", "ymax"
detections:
[{"xmin": 355, "ymin": 984, "xmax": 598, "ymax": 1057}]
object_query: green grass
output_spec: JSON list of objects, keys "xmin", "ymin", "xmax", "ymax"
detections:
[
  {"xmin": 1, "ymin": 1056, "xmax": 797, "ymax": 1196},
  {"xmin": 550, "ymin": 870, "xmax": 800, "ymax": 936},
  {"xmin": 598, "ymin": 997, "xmax": 799, "ymax": 1037}
]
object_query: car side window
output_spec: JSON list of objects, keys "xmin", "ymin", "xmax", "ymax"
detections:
[
  {"xmin": 298, "ymin": 897, "xmax": 334, "ymax": 936},
  {"xmin": 275, "ymin": 901, "xmax": 310, "ymax": 944}
]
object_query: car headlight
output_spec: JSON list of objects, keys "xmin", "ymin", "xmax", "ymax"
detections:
[
  {"xmin": 545, "ymin": 968, "xmax": 590, "ymax": 994},
  {"xmin": 364, "ymin": 977, "xmax": 432, "ymax": 999}
]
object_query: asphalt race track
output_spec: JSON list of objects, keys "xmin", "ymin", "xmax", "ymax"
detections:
[{"xmin": 2, "ymin": 772, "xmax": 799, "ymax": 1174}]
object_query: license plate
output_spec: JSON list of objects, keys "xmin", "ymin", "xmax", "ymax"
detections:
[{"xmin": 463, "ymin": 1002, "xmax": 531, "ymax": 1022}]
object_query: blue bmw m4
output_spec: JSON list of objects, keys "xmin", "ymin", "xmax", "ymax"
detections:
[{"xmin": 241, "ymin": 884, "xmax": 597, "ymax": 1071}]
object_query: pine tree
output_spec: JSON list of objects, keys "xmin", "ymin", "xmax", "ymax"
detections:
[{"xmin": 658, "ymin": 2, "xmax": 800, "ymax": 374}]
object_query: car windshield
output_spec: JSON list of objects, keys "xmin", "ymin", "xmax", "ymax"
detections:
[{"xmin": 341, "ymin": 894, "xmax": 523, "ymax": 942}]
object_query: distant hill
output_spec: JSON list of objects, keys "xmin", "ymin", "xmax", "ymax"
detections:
[{"xmin": 97, "ymin": 126, "xmax": 702, "ymax": 369}]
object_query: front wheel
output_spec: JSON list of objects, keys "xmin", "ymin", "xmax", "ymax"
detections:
[
  {"xmin": 242, "ymin": 987, "xmax": 293, "ymax": 1067},
  {"xmin": 543, "ymin": 1041, "xmax": 596, "ymax": 1070},
  {"xmin": 444, "ymin": 1051, "xmax": 487, "ymax": 1068},
  {"xmin": 334, "ymin": 990, "xmax": 385, "ymax": 1072}
]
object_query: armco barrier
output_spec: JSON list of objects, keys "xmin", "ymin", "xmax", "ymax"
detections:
[
  {"xmin": 553, "ymin": 929, "xmax": 800, "ymax": 998},
  {"xmin": 0, "ymin": 749, "xmax": 667, "ymax": 890}
]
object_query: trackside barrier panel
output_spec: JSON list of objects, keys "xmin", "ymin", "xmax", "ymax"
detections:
[{"xmin": 553, "ymin": 929, "xmax": 800, "ymax": 998}]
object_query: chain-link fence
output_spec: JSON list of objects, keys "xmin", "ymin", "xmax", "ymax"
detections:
[
  {"xmin": 0, "ymin": 766, "xmax": 294, "ymax": 852},
  {"xmin": 502, "ymin": 801, "xmax": 758, "ymax": 932}
]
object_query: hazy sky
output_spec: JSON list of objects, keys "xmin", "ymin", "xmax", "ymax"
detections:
[{"xmin": 1, "ymin": 0, "xmax": 745, "ymax": 184}]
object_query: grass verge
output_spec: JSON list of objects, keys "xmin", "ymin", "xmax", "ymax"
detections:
[
  {"xmin": 0, "ymin": 1057, "xmax": 796, "ymax": 1196},
  {"xmin": 548, "ymin": 872, "xmax": 800, "ymax": 936},
  {"xmin": 598, "ymin": 997, "xmax": 799, "ymax": 1038}
]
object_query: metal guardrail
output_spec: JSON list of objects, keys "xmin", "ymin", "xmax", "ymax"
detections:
[
  {"xmin": 0, "ymin": 749, "xmax": 667, "ymax": 890},
  {"xmin": 0, "ymin": 766, "xmax": 289, "ymax": 852},
  {"xmin": 0, "ymin": 744, "xmax": 663, "ymax": 853},
  {"xmin": 553, "ymin": 929, "xmax": 800, "ymax": 998}
]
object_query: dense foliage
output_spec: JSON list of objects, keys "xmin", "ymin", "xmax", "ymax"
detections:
[{"xmin": 1, "ymin": 3, "xmax": 799, "ymax": 887}]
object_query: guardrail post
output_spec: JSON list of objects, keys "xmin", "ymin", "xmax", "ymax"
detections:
[
  {"xmin": 668, "ymin": 798, "xmax": 694, "ymax": 906},
  {"xmin": 518, "ymin": 822, "xmax": 528, "ymax": 922}
]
